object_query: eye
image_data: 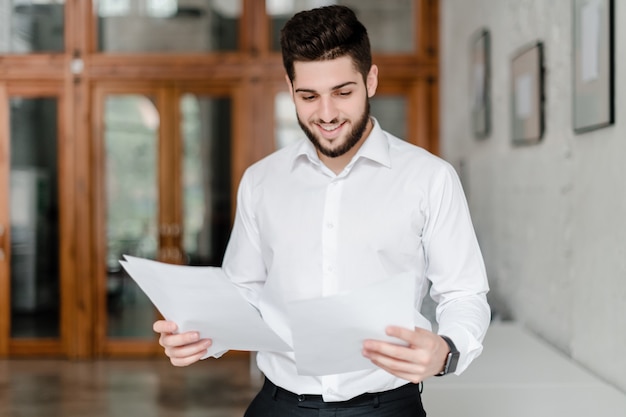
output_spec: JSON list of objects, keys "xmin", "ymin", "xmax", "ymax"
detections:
[
  {"xmin": 299, "ymin": 94, "xmax": 317, "ymax": 102},
  {"xmin": 335, "ymin": 90, "xmax": 352, "ymax": 97}
]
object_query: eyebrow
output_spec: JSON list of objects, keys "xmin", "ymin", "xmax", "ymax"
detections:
[{"xmin": 294, "ymin": 81, "xmax": 357, "ymax": 94}]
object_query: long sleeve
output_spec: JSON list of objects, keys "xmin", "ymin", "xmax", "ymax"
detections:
[
  {"xmin": 222, "ymin": 169, "xmax": 267, "ymax": 310},
  {"xmin": 422, "ymin": 163, "xmax": 491, "ymax": 374}
]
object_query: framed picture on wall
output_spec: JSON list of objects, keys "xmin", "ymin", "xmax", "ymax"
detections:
[
  {"xmin": 470, "ymin": 28, "xmax": 490, "ymax": 139},
  {"xmin": 511, "ymin": 42, "xmax": 544, "ymax": 145},
  {"xmin": 572, "ymin": 0, "xmax": 614, "ymax": 133}
]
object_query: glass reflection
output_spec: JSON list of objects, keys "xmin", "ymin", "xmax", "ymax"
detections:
[
  {"xmin": 370, "ymin": 96, "xmax": 407, "ymax": 140},
  {"xmin": 180, "ymin": 94, "xmax": 232, "ymax": 266},
  {"xmin": 268, "ymin": 0, "xmax": 415, "ymax": 53},
  {"xmin": 274, "ymin": 91, "xmax": 300, "ymax": 149},
  {"xmin": 0, "ymin": 0, "xmax": 65, "ymax": 54},
  {"xmin": 105, "ymin": 95, "xmax": 158, "ymax": 338},
  {"xmin": 97, "ymin": 0, "xmax": 242, "ymax": 52},
  {"xmin": 10, "ymin": 97, "xmax": 60, "ymax": 338}
]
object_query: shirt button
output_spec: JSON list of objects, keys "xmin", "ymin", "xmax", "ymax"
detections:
[
  {"xmin": 326, "ymin": 222, "xmax": 334, "ymax": 229},
  {"xmin": 297, "ymin": 394, "xmax": 306, "ymax": 402}
]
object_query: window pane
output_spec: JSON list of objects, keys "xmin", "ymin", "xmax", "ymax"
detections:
[
  {"xmin": 0, "ymin": 1, "xmax": 65, "ymax": 54},
  {"xmin": 268, "ymin": 0, "xmax": 415, "ymax": 53},
  {"xmin": 104, "ymin": 95, "xmax": 158, "ymax": 339},
  {"xmin": 10, "ymin": 97, "xmax": 60, "ymax": 338},
  {"xmin": 98, "ymin": 0, "xmax": 242, "ymax": 52},
  {"xmin": 180, "ymin": 94, "xmax": 232, "ymax": 266},
  {"xmin": 274, "ymin": 91, "xmax": 300, "ymax": 149},
  {"xmin": 370, "ymin": 96, "xmax": 407, "ymax": 140}
]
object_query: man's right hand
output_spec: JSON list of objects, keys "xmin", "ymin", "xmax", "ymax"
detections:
[{"xmin": 153, "ymin": 320, "xmax": 213, "ymax": 367}]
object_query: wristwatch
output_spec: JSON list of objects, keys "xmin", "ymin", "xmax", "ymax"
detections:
[{"xmin": 436, "ymin": 335, "xmax": 459, "ymax": 376}]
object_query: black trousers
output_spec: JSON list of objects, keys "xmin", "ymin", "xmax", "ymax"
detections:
[{"xmin": 244, "ymin": 378, "xmax": 427, "ymax": 417}]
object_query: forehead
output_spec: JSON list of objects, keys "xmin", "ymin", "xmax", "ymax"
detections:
[{"xmin": 292, "ymin": 56, "xmax": 363, "ymax": 90}]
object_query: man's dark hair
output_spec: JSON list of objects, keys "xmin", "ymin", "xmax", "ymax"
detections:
[{"xmin": 279, "ymin": 5, "xmax": 372, "ymax": 83}]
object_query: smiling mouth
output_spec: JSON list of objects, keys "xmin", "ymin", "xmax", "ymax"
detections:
[
  {"xmin": 320, "ymin": 123, "xmax": 341, "ymax": 131},
  {"xmin": 316, "ymin": 121, "xmax": 345, "ymax": 138}
]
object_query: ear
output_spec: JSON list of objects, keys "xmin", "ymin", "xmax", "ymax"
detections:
[
  {"xmin": 285, "ymin": 74, "xmax": 294, "ymax": 96},
  {"xmin": 366, "ymin": 65, "xmax": 379, "ymax": 98}
]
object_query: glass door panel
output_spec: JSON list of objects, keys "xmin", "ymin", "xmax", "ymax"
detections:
[
  {"xmin": 274, "ymin": 91, "xmax": 300, "ymax": 149},
  {"xmin": 0, "ymin": 0, "xmax": 65, "ymax": 54},
  {"xmin": 370, "ymin": 96, "xmax": 407, "ymax": 140},
  {"xmin": 9, "ymin": 97, "xmax": 60, "ymax": 338},
  {"xmin": 268, "ymin": 0, "xmax": 416, "ymax": 53},
  {"xmin": 96, "ymin": 88, "xmax": 235, "ymax": 354},
  {"xmin": 97, "ymin": 0, "xmax": 243, "ymax": 52},
  {"xmin": 104, "ymin": 94, "xmax": 158, "ymax": 339},
  {"xmin": 180, "ymin": 94, "xmax": 232, "ymax": 266}
]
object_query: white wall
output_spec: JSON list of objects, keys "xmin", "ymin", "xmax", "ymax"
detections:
[{"xmin": 440, "ymin": 0, "xmax": 626, "ymax": 393}]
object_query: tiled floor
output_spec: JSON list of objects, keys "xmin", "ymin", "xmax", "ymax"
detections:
[
  {"xmin": 0, "ymin": 354, "xmax": 260, "ymax": 417},
  {"xmin": 1, "ymin": 323, "xmax": 625, "ymax": 417}
]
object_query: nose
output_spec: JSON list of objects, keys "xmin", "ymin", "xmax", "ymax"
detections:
[{"xmin": 317, "ymin": 95, "xmax": 338, "ymax": 123}]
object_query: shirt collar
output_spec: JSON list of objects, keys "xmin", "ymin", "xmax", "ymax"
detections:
[{"xmin": 292, "ymin": 118, "xmax": 391, "ymax": 170}]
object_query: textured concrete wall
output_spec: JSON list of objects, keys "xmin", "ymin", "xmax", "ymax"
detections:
[
  {"xmin": 0, "ymin": 1, "xmax": 9, "ymax": 52},
  {"xmin": 440, "ymin": 0, "xmax": 626, "ymax": 392}
]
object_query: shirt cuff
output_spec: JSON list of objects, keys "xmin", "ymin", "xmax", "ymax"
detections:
[{"xmin": 437, "ymin": 327, "xmax": 484, "ymax": 375}]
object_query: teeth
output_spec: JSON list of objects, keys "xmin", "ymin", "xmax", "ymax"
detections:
[{"xmin": 321, "ymin": 124, "xmax": 340, "ymax": 131}]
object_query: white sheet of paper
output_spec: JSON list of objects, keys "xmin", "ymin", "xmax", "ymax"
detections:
[
  {"xmin": 287, "ymin": 273, "xmax": 416, "ymax": 376},
  {"xmin": 119, "ymin": 256, "xmax": 291, "ymax": 356}
]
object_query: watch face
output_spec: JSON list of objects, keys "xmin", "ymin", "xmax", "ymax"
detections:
[
  {"xmin": 440, "ymin": 335, "xmax": 459, "ymax": 375},
  {"xmin": 446, "ymin": 351, "xmax": 460, "ymax": 374}
]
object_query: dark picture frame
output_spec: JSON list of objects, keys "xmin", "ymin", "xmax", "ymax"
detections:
[
  {"xmin": 572, "ymin": 0, "xmax": 614, "ymax": 133},
  {"xmin": 470, "ymin": 28, "xmax": 490, "ymax": 139},
  {"xmin": 511, "ymin": 42, "xmax": 544, "ymax": 145}
]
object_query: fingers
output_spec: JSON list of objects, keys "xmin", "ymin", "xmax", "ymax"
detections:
[
  {"xmin": 385, "ymin": 325, "xmax": 430, "ymax": 347},
  {"xmin": 163, "ymin": 338, "xmax": 213, "ymax": 367},
  {"xmin": 363, "ymin": 339, "xmax": 425, "ymax": 368},
  {"xmin": 153, "ymin": 319, "xmax": 178, "ymax": 334},
  {"xmin": 153, "ymin": 320, "xmax": 212, "ymax": 367},
  {"xmin": 362, "ymin": 326, "xmax": 444, "ymax": 383},
  {"xmin": 364, "ymin": 341, "xmax": 416, "ymax": 363},
  {"xmin": 362, "ymin": 342, "xmax": 427, "ymax": 383}
]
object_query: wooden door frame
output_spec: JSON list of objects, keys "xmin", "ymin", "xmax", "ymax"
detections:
[
  {"xmin": 0, "ymin": 82, "xmax": 73, "ymax": 357},
  {"xmin": 92, "ymin": 82, "xmax": 169, "ymax": 357},
  {"xmin": 91, "ymin": 82, "xmax": 242, "ymax": 357},
  {"xmin": 0, "ymin": 84, "xmax": 9, "ymax": 356}
]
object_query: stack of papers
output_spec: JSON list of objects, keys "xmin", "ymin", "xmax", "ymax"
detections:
[
  {"xmin": 120, "ymin": 256, "xmax": 415, "ymax": 376},
  {"xmin": 120, "ymin": 256, "xmax": 290, "ymax": 356}
]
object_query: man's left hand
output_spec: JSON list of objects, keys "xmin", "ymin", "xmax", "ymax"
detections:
[{"xmin": 362, "ymin": 326, "xmax": 450, "ymax": 383}]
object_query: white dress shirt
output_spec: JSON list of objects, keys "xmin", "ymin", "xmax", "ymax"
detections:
[{"xmin": 222, "ymin": 119, "xmax": 490, "ymax": 402}]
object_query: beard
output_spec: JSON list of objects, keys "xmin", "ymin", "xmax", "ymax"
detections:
[{"xmin": 297, "ymin": 100, "xmax": 371, "ymax": 158}]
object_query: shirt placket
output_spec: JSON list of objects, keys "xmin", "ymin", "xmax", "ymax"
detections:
[
  {"xmin": 321, "ymin": 177, "xmax": 343, "ymax": 400},
  {"xmin": 321, "ymin": 178, "xmax": 342, "ymax": 296}
]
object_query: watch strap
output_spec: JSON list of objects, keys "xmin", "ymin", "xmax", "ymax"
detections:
[{"xmin": 436, "ymin": 335, "xmax": 460, "ymax": 376}]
